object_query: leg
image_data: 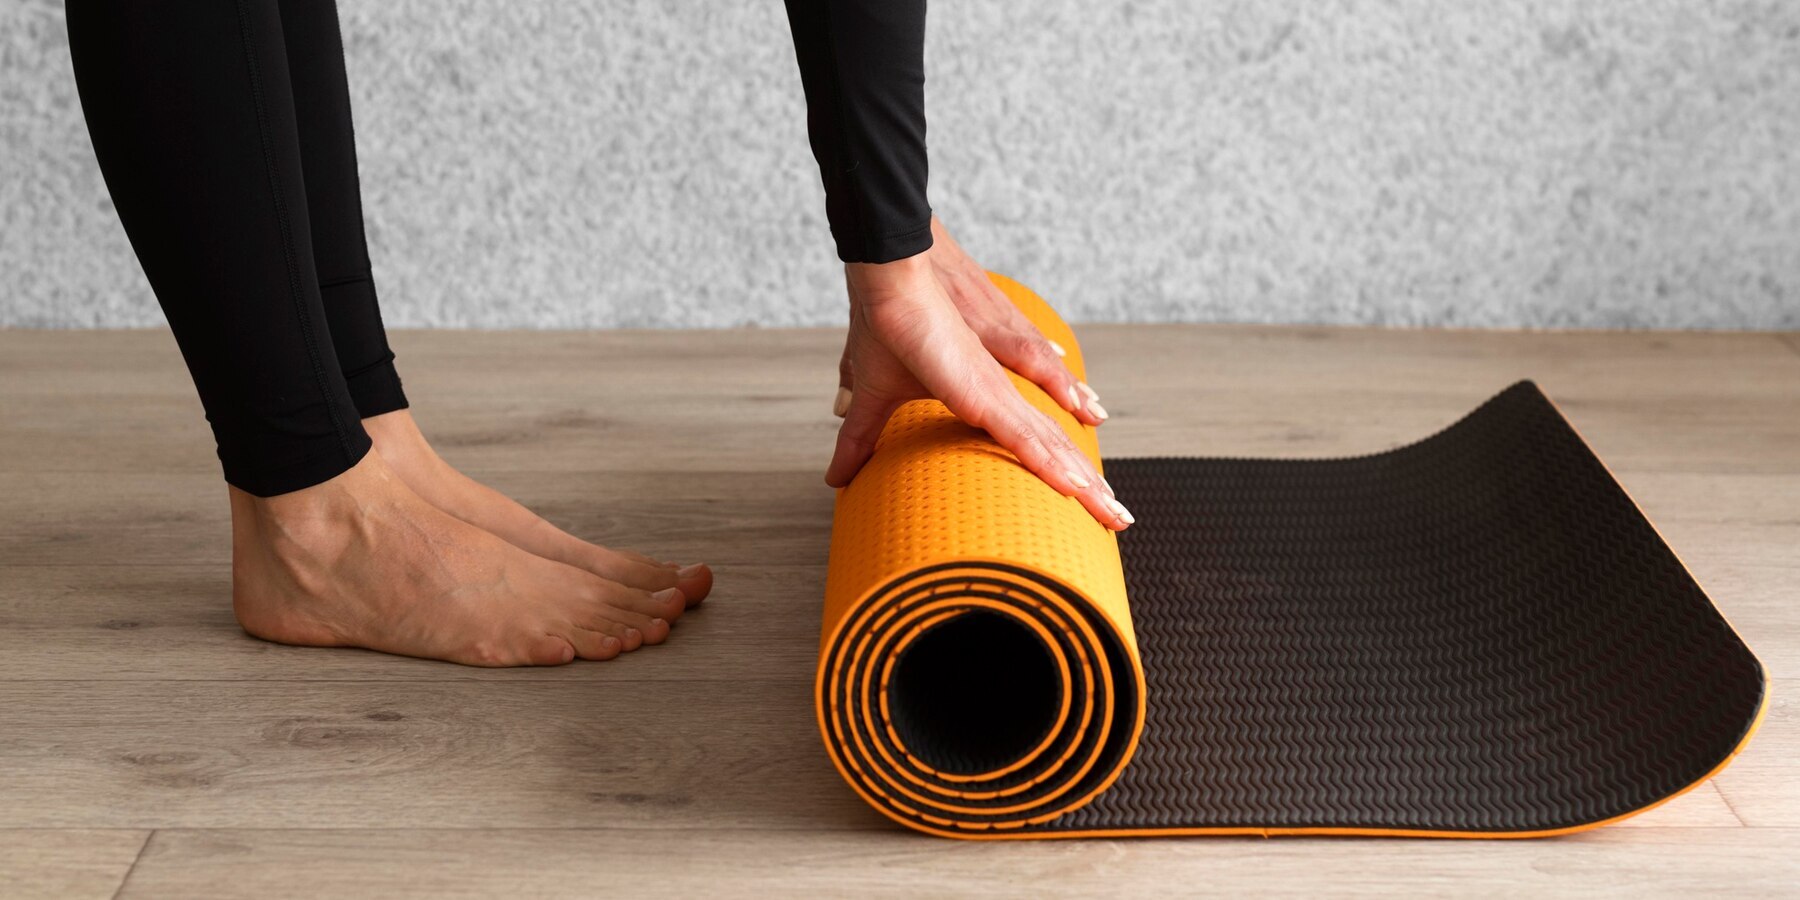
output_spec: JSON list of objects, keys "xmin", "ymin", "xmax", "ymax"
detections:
[
  {"xmin": 67, "ymin": 0, "xmax": 689, "ymax": 664},
  {"xmin": 272, "ymin": 0, "xmax": 712, "ymax": 606},
  {"xmin": 68, "ymin": 0, "xmax": 368, "ymax": 495},
  {"xmin": 277, "ymin": 0, "xmax": 406, "ymax": 420}
]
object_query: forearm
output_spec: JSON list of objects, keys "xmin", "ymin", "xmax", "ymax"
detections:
[{"xmin": 782, "ymin": 0, "xmax": 933, "ymax": 263}]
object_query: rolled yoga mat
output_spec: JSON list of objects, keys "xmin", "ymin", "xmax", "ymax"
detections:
[{"xmin": 816, "ymin": 274, "xmax": 1767, "ymax": 839}]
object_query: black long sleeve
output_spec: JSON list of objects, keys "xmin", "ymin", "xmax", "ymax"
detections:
[{"xmin": 783, "ymin": 0, "xmax": 932, "ymax": 263}]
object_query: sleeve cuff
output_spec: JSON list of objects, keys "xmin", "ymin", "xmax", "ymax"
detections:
[{"xmin": 834, "ymin": 219, "xmax": 934, "ymax": 264}]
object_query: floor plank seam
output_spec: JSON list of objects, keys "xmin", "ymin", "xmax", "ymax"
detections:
[
  {"xmin": 0, "ymin": 676, "xmax": 817, "ymax": 685},
  {"xmin": 77, "ymin": 826, "xmax": 899, "ymax": 836},
  {"xmin": 1713, "ymin": 783, "xmax": 1752, "ymax": 828},
  {"xmin": 87, "ymin": 824, "xmax": 1764, "ymax": 835},
  {"xmin": 110, "ymin": 830, "xmax": 155, "ymax": 900}
]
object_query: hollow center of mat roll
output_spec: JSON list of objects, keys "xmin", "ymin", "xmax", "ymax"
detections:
[{"xmin": 885, "ymin": 610, "xmax": 1062, "ymax": 776}]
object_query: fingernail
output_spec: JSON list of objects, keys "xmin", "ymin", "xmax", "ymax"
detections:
[
  {"xmin": 1066, "ymin": 385, "xmax": 1083, "ymax": 411},
  {"xmin": 677, "ymin": 563, "xmax": 705, "ymax": 579},
  {"xmin": 1065, "ymin": 469, "xmax": 1091, "ymax": 490},
  {"xmin": 1105, "ymin": 496, "xmax": 1136, "ymax": 525},
  {"xmin": 1087, "ymin": 400, "xmax": 1109, "ymax": 421},
  {"xmin": 832, "ymin": 387, "xmax": 852, "ymax": 418},
  {"xmin": 1048, "ymin": 340, "xmax": 1067, "ymax": 358},
  {"xmin": 1077, "ymin": 382, "xmax": 1100, "ymax": 405},
  {"xmin": 1101, "ymin": 477, "xmax": 1115, "ymax": 497},
  {"xmin": 653, "ymin": 587, "xmax": 684, "ymax": 605}
]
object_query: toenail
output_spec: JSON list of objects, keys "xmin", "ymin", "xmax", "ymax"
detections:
[
  {"xmin": 626, "ymin": 627, "xmax": 641, "ymax": 643},
  {"xmin": 652, "ymin": 618, "xmax": 668, "ymax": 630},
  {"xmin": 602, "ymin": 636, "xmax": 620, "ymax": 652},
  {"xmin": 677, "ymin": 564, "xmax": 705, "ymax": 579},
  {"xmin": 653, "ymin": 587, "xmax": 684, "ymax": 605}
]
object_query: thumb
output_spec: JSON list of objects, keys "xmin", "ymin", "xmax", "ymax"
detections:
[
  {"xmin": 825, "ymin": 388, "xmax": 901, "ymax": 488},
  {"xmin": 833, "ymin": 349, "xmax": 853, "ymax": 418}
]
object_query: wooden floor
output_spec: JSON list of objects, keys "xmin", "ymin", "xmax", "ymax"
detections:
[{"xmin": 1, "ymin": 324, "xmax": 1797, "ymax": 898}]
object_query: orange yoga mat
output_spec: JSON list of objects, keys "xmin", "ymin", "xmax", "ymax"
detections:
[{"xmin": 816, "ymin": 274, "xmax": 1765, "ymax": 839}]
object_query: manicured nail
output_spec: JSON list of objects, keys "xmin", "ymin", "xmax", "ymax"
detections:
[
  {"xmin": 1105, "ymin": 496, "xmax": 1136, "ymax": 525},
  {"xmin": 1077, "ymin": 382, "xmax": 1100, "ymax": 405},
  {"xmin": 1048, "ymin": 340, "xmax": 1068, "ymax": 358},
  {"xmin": 1087, "ymin": 400, "xmax": 1109, "ymax": 421},
  {"xmin": 1101, "ymin": 477, "xmax": 1115, "ymax": 498},
  {"xmin": 1065, "ymin": 469, "xmax": 1091, "ymax": 490},
  {"xmin": 653, "ymin": 587, "xmax": 684, "ymax": 605},
  {"xmin": 1066, "ymin": 385, "xmax": 1083, "ymax": 411},
  {"xmin": 677, "ymin": 563, "xmax": 705, "ymax": 579},
  {"xmin": 832, "ymin": 387, "xmax": 852, "ymax": 418}
]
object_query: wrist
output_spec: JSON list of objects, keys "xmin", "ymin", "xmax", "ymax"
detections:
[{"xmin": 845, "ymin": 252, "xmax": 934, "ymax": 306}]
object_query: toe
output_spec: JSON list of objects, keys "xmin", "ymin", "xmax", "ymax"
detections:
[
  {"xmin": 593, "ymin": 606, "xmax": 672, "ymax": 645},
  {"xmin": 580, "ymin": 549, "xmax": 688, "ymax": 616},
  {"xmin": 564, "ymin": 576, "xmax": 684, "ymax": 646},
  {"xmin": 574, "ymin": 616, "xmax": 644, "ymax": 652},
  {"xmin": 564, "ymin": 626, "xmax": 624, "ymax": 661},
  {"xmin": 524, "ymin": 634, "xmax": 578, "ymax": 666},
  {"xmin": 675, "ymin": 563, "xmax": 712, "ymax": 606},
  {"xmin": 615, "ymin": 547, "xmax": 676, "ymax": 569},
  {"xmin": 601, "ymin": 584, "xmax": 686, "ymax": 622}
]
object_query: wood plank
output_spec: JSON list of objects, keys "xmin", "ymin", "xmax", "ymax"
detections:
[
  {"xmin": 0, "ymin": 564, "xmax": 823, "ymax": 684},
  {"xmin": 2, "ymin": 675, "xmax": 1784, "ymax": 832},
  {"xmin": 1712, "ymin": 682, "xmax": 1797, "ymax": 828},
  {"xmin": 3, "ymin": 328, "xmax": 1799, "ymax": 477},
  {"xmin": 0, "ymin": 558, "xmax": 1787, "ymax": 684},
  {"xmin": 3, "ymin": 468, "xmax": 1791, "ymax": 576},
  {"xmin": 118, "ymin": 827, "xmax": 1800, "ymax": 899},
  {"xmin": 0, "ymin": 470, "xmax": 833, "ymax": 569},
  {"xmin": 0, "ymin": 679, "xmax": 878, "ymax": 831},
  {"xmin": 0, "ymin": 829, "xmax": 149, "ymax": 900}
]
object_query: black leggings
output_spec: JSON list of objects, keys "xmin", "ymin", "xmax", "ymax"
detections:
[
  {"xmin": 69, "ymin": 0, "xmax": 402, "ymax": 495},
  {"xmin": 68, "ymin": 0, "xmax": 929, "ymax": 497}
]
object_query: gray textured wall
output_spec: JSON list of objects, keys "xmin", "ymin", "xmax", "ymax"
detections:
[{"xmin": 4, "ymin": 0, "xmax": 1797, "ymax": 329}]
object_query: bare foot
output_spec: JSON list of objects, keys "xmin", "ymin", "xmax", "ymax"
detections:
[
  {"xmin": 362, "ymin": 409, "xmax": 713, "ymax": 614},
  {"xmin": 230, "ymin": 451, "xmax": 689, "ymax": 665}
]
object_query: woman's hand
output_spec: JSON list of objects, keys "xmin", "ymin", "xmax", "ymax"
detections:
[
  {"xmin": 827, "ymin": 221, "xmax": 1131, "ymax": 531},
  {"xmin": 921, "ymin": 217, "xmax": 1108, "ymax": 426}
]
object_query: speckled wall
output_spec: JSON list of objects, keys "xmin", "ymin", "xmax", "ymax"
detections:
[{"xmin": 4, "ymin": 0, "xmax": 1796, "ymax": 328}]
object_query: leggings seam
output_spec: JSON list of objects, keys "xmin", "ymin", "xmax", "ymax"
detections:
[
  {"xmin": 233, "ymin": 0, "xmax": 356, "ymax": 465},
  {"xmin": 817, "ymin": 2, "xmax": 870, "ymax": 258}
]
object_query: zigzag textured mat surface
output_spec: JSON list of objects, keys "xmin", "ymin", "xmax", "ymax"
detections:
[{"xmin": 816, "ymin": 274, "xmax": 1766, "ymax": 839}]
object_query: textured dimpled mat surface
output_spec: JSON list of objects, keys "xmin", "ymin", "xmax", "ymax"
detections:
[{"xmin": 816, "ymin": 274, "xmax": 1767, "ymax": 840}]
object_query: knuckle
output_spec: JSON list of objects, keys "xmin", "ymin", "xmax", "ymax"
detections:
[{"xmin": 1006, "ymin": 423, "xmax": 1052, "ymax": 464}]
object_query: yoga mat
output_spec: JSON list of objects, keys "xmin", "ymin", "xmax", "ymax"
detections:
[{"xmin": 817, "ymin": 274, "xmax": 1766, "ymax": 839}]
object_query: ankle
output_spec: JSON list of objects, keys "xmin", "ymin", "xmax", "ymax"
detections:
[
  {"xmin": 362, "ymin": 409, "xmax": 437, "ymax": 468},
  {"xmin": 231, "ymin": 452, "xmax": 397, "ymax": 548}
]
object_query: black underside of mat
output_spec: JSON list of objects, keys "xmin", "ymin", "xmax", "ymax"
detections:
[{"xmin": 1067, "ymin": 381, "xmax": 1763, "ymax": 834}]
